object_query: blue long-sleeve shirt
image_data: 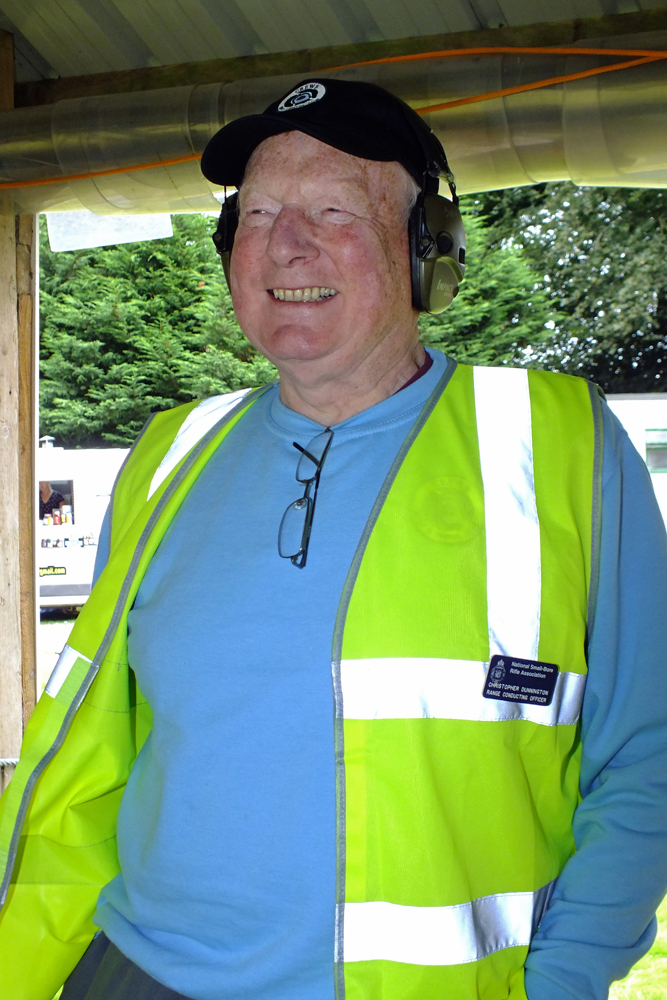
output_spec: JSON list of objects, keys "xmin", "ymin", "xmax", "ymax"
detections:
[
  {"xmin": 525, "ymin": 398, "xmax": 667, "ymax": 999},
  {"xmin": 93, "ymin": 353, "xmax": 667, "ymax": 1000}
]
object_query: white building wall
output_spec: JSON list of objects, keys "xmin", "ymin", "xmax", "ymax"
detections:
[
  {"xmin": 606, "ymin": 394, "xmax": 667, "ymax": 527},
  {"xmin": 38, "ymin": 446, "xmax": 129, "ymax": 607}
]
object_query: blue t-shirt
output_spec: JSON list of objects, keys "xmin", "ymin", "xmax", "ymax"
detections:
[
  {"xmin": 93, "ymin": 351, "xmax": 667, "ymax": 1000},
  {"xmin": 94, "ymin": 349, "xmax": 449, "ymax": 1000}
]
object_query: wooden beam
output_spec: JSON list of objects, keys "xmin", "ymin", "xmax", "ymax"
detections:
[
  {"xmin": 14, "ymin": 8, "xmax": 667, "ymax": 108},
  {"xmin": 0, "ymin": 30, "xmax": 20, "ymax": 794}
]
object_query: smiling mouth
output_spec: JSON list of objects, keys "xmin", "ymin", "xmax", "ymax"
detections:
[{"xmin": 271, "ymin": 286, "xmax": 338, "ymax": 302}]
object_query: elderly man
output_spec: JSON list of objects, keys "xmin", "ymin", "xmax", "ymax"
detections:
[{"xmin": 1, "ymin": 79, "xmax": 667, "ymax": 1000}]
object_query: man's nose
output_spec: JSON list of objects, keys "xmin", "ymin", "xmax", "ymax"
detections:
[{"xmin": 266, "ymin": 207, "xmax": 319, "ymax": 267}]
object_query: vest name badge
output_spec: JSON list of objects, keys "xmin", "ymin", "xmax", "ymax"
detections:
[{"xmin": 483, "ymin": 655, "xmax": 559, "ymax": 707}]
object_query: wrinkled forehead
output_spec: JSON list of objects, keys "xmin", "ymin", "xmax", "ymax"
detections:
[{"xmin": 240, "ymin": 131, "xmax": 416, "ymax": 213}]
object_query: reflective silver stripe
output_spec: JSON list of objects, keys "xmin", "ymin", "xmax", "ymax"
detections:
[
  {"xmin": 473, "ymin": 367, "xmax": 541, "ymax": 660},
  {"xmin": 45, "ymin": 644, "xmax": 93, "ymax": 698},
  {"xmin": 339, "ymin": 881, "xmax": 554, "ymax": 966},
  {"xmin": 147, "ymin": 389, "xmax": 252, "ymax": 499},
  {"xmin": 340, "ymin": 657, "xmax": 585, "ymax": 726}
]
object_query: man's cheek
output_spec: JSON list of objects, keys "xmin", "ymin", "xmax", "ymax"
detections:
[
  {"xmin": 229, "ymin": 266, "xmax": 261, "ymax": 316},
  {"xmin": 230, "ymin": 232, "xmax": 264, "ymax": 282}
]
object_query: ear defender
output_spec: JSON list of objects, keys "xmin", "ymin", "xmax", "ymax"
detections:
[
  {"xmin": 212, "ymin": 191, "xmax": 239, "ymax": 287},
  {"xmin": 409, "ymin": 191, "xmax": 466, "ymax": 314}
]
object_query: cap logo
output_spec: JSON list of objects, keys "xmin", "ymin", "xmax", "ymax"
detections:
[{"xmin": 277, "ymin": 82, "xmax": 326, "ymax": 112}]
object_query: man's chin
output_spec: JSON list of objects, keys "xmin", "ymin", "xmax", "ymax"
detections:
[{"xmin": 256, "ymin": 325, "xmax": 342, "ymax": 365}]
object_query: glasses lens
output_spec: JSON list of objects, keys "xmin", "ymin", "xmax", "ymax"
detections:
[
  {"xmin": 296, "ymin": 430, "xmax": 333, "ymax": 483},
  {"xmin": 278, "ymin": 497, "xmax": 312, "ymax": 558}
]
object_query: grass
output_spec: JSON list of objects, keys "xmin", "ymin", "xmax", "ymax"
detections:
[{"xmin": 610, "ymin": 897, "xmax": 667, "ymax": 1000}]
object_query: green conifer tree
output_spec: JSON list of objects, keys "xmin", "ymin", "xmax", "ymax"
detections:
[
  {"xmin": 40, "ymin": 206, "xmax": 554, "ymax": 447},
  {"xmin": 472, "ymin": 183, "xmax": 667, "ymax": 392},
  {"xmin": 39, "ymin": 214, "xmax": 275, "ymax": 446},
  {"xmin": 419, "ymin": 208, "xmax": 553, "ymax": 365}
]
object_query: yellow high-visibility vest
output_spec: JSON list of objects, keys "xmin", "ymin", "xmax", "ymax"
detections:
[{"xmin": 0, "ymin": 360, "xmax": 601, "ymax": 1000}]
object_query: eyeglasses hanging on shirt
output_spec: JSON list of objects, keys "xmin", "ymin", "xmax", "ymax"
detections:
[{"xmin": 278, "ymin": 428, "xmax": 333, "ymax": 568}]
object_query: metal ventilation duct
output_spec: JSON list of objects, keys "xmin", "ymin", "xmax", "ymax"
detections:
[{"xmin": 0, "ymin": 32, "xmax": 666, "ymax": 214}]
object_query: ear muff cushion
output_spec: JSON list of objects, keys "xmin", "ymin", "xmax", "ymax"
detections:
[
  {"xmin": 408, "ymin": 202, "xmax": 424, "ymax": 312},
  {"xmin": 212, "ymin": 193, "xmax": 239, "ymax": 285}
]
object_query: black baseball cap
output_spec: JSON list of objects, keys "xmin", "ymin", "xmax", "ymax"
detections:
[{"xmin": 201, "ymin": 78, "xmax": 452, "ymax": 192}]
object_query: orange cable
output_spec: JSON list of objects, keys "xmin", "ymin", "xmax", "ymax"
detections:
[
  {"xmin": 326, "ymin": 44, "xmax": 667, "ymax": 68},
  {"xmin": 415, "ymin": 54, "xmax": 666, "ymax": 114},
  {"xmin": 0, "ymin": 152, "xmax": 201, "ymax": 190},
  {"xmin": 328, "ymin": 43, "xmax": 667, "ymax": 115},
  {"xmin": 0, "ymin": 45, "xmax": 665, "ymax": 190}
]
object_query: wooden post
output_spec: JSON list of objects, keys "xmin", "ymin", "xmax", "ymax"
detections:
[
  {"xmin": 0, "ymin": 29, "xmax": 20, "ymax": 792},
  {"xmin": 0, "ymin": 30, "xmax": 37, "ymax": 793},
  {"xmin": 18, "ymin": 214, "xmax": 37, "ymax": 731}
]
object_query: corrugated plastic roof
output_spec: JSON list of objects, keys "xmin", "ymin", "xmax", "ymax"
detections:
[{"xmin": 2, "ymin": 0, "xmax": 667, "ymax": 83}]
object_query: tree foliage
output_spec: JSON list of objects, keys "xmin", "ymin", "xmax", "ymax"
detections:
[
  {"xmin": 471, "ymin": 183, "xmax": 667, "ymax": 392},
  {"xmin": 40, "ymin": 207, "xmax": 552, "ymax": 446},
  {"xmin": 39, "ymin": 214, "xmax": 275, "ymax": 446},
  {"xmin": 40, "ymin": 184, "xmax": 666, "ymax": 448},
  {"xmin": 418, "ymin": 207, "xmax": 553, "ymax": 365}
]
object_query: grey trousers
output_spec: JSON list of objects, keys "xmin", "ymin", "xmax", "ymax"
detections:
[{"xmin": 61, "ymin": 934, "xmax": 192, "ymax": 1000}]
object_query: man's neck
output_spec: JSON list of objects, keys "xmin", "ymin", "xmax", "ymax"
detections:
[{"xmin": 277, "ymin": 341, "xmax": 426, "ymax": 425}]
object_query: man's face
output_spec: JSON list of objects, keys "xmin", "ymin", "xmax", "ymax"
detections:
[{"xmin": 229, "ymin": 131, "xmax": 418, "ymax": 378}]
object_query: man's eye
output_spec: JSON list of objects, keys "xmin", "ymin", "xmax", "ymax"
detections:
[
  {"xmin": 321, "ymin": 207, "xmax": 354, "ymax": 222},
  {"xmin": 242, "ymin": 208, "xmax": 273, "ymax": 226}
]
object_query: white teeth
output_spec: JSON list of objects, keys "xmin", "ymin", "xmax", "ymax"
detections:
[{"xmin": 272, "ymin": 286, "xmax": 337, "ymax": 302}]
